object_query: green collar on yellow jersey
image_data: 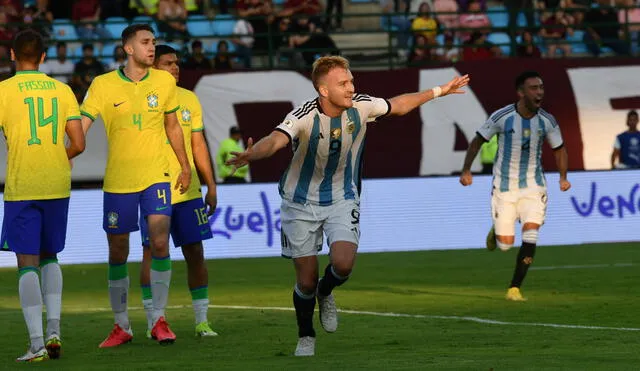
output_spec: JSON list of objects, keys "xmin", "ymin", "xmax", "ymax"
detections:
[
  {"xmin": 15, "ymin": 70, "xmax": 43, "ymax": 75},
  {"xmin": 117, "ymin": 67, "xmax": 150, "ymax": 83}
]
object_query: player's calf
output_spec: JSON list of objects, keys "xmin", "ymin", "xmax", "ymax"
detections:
[{"xmin": 509, "ymin": 228, "xmax": 538, "ymax": 289}]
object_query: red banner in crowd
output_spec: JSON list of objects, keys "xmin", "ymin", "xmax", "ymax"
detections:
[{"xmin": 178, "ymin": 58, "xmax": 640, "ymax": 183}]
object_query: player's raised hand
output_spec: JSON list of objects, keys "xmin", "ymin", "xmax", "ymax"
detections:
[
  {"xmin": 441, "ymin": 74, "xmax": 470, "ymax": 96},
  {"xmin": 175, "ymin": 168, "xmax": 191, "ymax": 194},
  {"xmin": 459, "ymin": 170, "xmax": 473, "ymax": 186},
  {"xmin": 226, "ymin": 137, "xmax": 254, "ymax": 175},
  {"xmin": 559, "ymin": 178, "xmax": 571, "ymax": 192}
]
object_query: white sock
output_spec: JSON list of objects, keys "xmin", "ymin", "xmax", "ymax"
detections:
[
  {"xmin": 150, "ymin": 268, "xmax": 171, "ymax": 324},
  {"xmin": 109, "ymin": 277, "xmax": 130, "ymax": 329},
  {"xmin": 19, "ymin": 269, "xmax": 44, "ymax": 352},
  {"xmin": 40, "ymin": 260, "xmax": 62, "ymax": 338},
  {"xmin": 143, "ymin": 299, "xmax": 153, "ymax": 330},
  {"xmin": 193, "ymin": 299, "xmax": 209, "ymax": 324}
]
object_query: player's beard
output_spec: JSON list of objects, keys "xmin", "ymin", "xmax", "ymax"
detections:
[{"xmin": 132, "ymin": 54, "xmax": 153, "ymax": 69}]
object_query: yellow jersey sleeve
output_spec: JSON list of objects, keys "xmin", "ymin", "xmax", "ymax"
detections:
[
  {"xmin": 0, "ymin": 71, "xmax": 74, "ymax": 201},
  {"xmin": 171, "ymin": 87, "xmax": 203, "ymax": 204},
  {"xmin": 80, "ymin": 78, "xmax": 102, "ymax": 121}
]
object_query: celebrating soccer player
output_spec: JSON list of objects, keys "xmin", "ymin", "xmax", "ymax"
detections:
[
  {"xmin": 0, "ymin": 29, "xmax": 85, "ymax": 362},
  {"xmin": 459, "ymin": 71, "xmax": 571, "ymax": 301},
  {"xmin": 138, "ymin": 45, "xmax": 218, "ymax": 338},
  {"xmin": 80, "ymin": 25, "xmax": 192, "ymax": 347},
  {"xmin": 226, "ymin": 56, "xmax": 469, "ymax": 356}
]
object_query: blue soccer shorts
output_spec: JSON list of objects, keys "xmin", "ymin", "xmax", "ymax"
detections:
[{"xmin": 103, "ymin": 183, "xmax": 171, "ymax": 234}]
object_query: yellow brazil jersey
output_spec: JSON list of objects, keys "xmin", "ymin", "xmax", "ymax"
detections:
[
  {"xmin": 80, "ymin": 68, "xmax": 179, "ymax": 193},
  {"xmin": 170, "ymin": 87, "xmax": 204, "ymax": 204},
  {"xmin": 0, "ymin": 71, "xmax": 80, "ymax": 201}
]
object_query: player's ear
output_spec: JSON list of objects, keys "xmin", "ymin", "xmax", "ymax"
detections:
[
  {"xmin": 39, "ymin": 52, "xmax": 45, "ymax": 65},
  {"xmin": 9, "ymin": 48, "xmax": 15, "ymax": 62},
  {"xmin": 318, "ymin": 84, "xmax": 329, "ymax": 98},
  {"xmin": 124, "ymin": 43, "xmax": 134, "ymax": 56}
]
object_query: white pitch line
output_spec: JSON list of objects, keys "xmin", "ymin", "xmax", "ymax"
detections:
[
  {"xmin": 531, "ymin": 263, "xmax": 633, "ymax": 271},
  {"xmin": 64, "ymin": 304, "xmax": 640, "ymax": 332}
]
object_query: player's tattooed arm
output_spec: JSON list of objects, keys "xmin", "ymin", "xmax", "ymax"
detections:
[
  {"xmin": 388, "ymin": 74, "xmax": 470, "ymax": 116},
  {"xmin": 225, "ymin": 130, "xmax": 290, "ymax": 172},
  {"xmin": 459, "ymin": 134, "xmax": 486, "ymax": 186}
]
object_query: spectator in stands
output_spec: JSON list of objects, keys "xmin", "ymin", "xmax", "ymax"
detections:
[
  {"xmin": 183, "ymin": 0, "xmax": 198, "ymax": 15},
  {"xmin": 480, "ymin": 135, "xmax": 497, "ymax": 174},
  {"xmin": 433, "ymin": 0, "xmax": 459, "ymax": 33},
  {"xmin": 618, "ymin": 0, "xmax": 640, "ymax": 53},
  {"xmin": 325, "ymin": 0, "xmax": 343, "ymax": 31},
  {"xmin": 0, "ymin": 11, "xmax": 15, "ymax": 47},
  {"xmin": 128, "ymin": 0, "xmax": 159, "ymax": 18},
  {"xmin": 408, "ymin": 34, "xmax": 434, "ymax": 64},
  {"xmin": 516, "ymin": 30, "xmax": 542, "ymax": 57},
  {"xmin": 157, "ymin": 0, "xmax": 190, "ymax": 42},
  {"xmin": 237, "ymin": 0, "xmax": 277, "ymax": 53},
  {"xmin": 279, "ymin": 0, "xmax": 323, "ymax": 28},
  {"xmin": 566, "ymin": 0, "xmax": 590, "ymax": 26},
  {"xmin": 107, "ymin": 45, "xmax": 127, "ymax": 71},
  {"xmin": 232, "ymin": 16, "xmax": 255, "ymax": 68},
  {"xmin": 380, "ymin": 0, "xmax": 412, "ymax": 51},
  {"xmin": 213, "ymin": 40, "xmax": 234, "ymax": 70},
  {"xmin": 434, "ymin": 31, "xmax": 460, "ymax": 61},
  {"xmin": 583, "ymin": 0, "xmax": 630, "ymax": 56},
  {"xmin": 40, "ymin": 41, "xmax": 75, "ymax": 83},
  {"xmin": 0, "ymin": 45, "xmax": 13, "ymax": 81},
  {"xmin": 71, "ymin": 43, "xmax": 105, "ymax": 102},
  {"xmin": 216, "ymin": 126, "xmax": 249, "ymax": 184},
  {"xmin": 288, "ymin": 16, "xmax": 339, "ymax": 67},
  {"xmin": 462, "ymin": 31, "xmax": 501, "ymax": 60},
  {"xmin": 457, "ymin": 0, "xmax": 485, "ymax": 13},
  {"xmin": 611, "ymin": 110, "xmax": 640, "ymax": 169},
  {"xmin": 0, "ymin": 0, "xmax": 21, "ymax": 22},
  {"xmin": 540, "ymin": 8, "xmax": 573, "ymax": 57},
  {"xmin": 505, "ymin": 0, "xmax": 536, "ymax": 40},
  {"xmin": 183, "ymin": 40, "xmax": 213, "ymax": 69},
  {"xmin": 72, "ymin": 0, "xmax": 113, "ymax": 41},
  {"xmin": 411, "ymin": 2, "xmax": 438, "ymax": 44},
  {"xmin": 21, "ymin": 5, "xmax": 52, "ymax": 39},
  {"xmin": 458, "ymin": 0, "xmax": 490, "ymax": 42}
]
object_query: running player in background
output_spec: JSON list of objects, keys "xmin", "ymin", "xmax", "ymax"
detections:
[
  {"xmin": 139, "ymin": 45, "xmax": 218, "ymax": 339},
  {"xmin": 0, "ymin": 29, "xmax": 85, "ymax": 362},
  {"xmin": 459, "ymin": 71, "xmax": 570, "ymax": 301},
  {"xmin": 80, "ymin": 25, "xmax": 192, "ymax": 347},
  {"xmin": 226, "ymin": 56, "xmax": 469, "ymax": 356}
]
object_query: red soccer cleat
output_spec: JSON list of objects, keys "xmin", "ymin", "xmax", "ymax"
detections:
[
  {"xmin": 151, "ymin": 317, "xmax": 176, "ymax": 345},
  {"xmin": 99, "ymin": 324, "xmax": 133, "ymax": 348}
]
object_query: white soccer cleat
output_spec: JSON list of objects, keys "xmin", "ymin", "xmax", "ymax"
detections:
[
  {"xmin": 16, "ymin": 347, "xmax": 49, "ymax": 362},
  {"xmin": 294, "ymin": 336, "xmax": 315, "ymax": 356},
  {"xmin": 317, "ymin": 294, "xmax": 338, "ymax": 333}
]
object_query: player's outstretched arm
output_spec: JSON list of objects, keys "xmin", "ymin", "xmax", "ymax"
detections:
[
  {"xmin": 459, "ymin": 134, "xmax": 486, "ymax": 186},
  {"xmin": 192, "ymin": 131, "xmax": 218, "ymax": 215},
  {"xmin": 554, "ymin": 145, "xmax": 571, "ymax": 191},
  {"xmin": 165, "ymin": 111, "xmax": 192, "ymax": 193},
  {"xmin": 225, "ymin": 130, "xmax": 289, "ymax": 172},
  {"xmin": 65, "ymin": 119, "xmax": 86, "ymax": 160},
  {"xmin": 388, "ymin": 74, "xmax": 470, "ymax": 116}
]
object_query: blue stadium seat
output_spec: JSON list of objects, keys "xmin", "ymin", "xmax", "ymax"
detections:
[
  {"xmin": 186, "ymin": 18, "xmax": 213, "ymax": 37},
  {"xmin": 100, "ymin": 43, "xmax": 118, "ymax": 58},
  {"xmin": 105, "ymin": 17, "xmax": 129, "ymax": 39},
  {"xmin": 487, "ymin": 32, "xmax": 511, "ymax": 55},
  {"xmin": 487, "ymin": 6, "xmax": 509, "ymax": 28},
  {"xmin": 380, "ymin": 16, "xmax": 399, "ymax": 31},
  {"xmin": 211, "ymin": 15, "xmax": 236, "ymax": 36},
  {"xmin": 52, "ymin": 19, "xmax": 78, "ymax": 41},
  {"xmin": 46, "ymin": 45, "xmax": 57, "ymax": 59},
  {"xmin": 567, "ymin": 30, "xmax": 587, "ymax": 53}
]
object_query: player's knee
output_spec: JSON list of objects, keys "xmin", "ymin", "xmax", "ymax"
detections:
[
  {"xmin": 297, "ymin": 279, "xmax": 317, "ymax": 295},
  {"xmin": 522, "ymin": 229, "xmax": 539, "ymax": 245},
  {"xmin": 331, "ymin": 261, "xmax": 353, "ymax": 278}
]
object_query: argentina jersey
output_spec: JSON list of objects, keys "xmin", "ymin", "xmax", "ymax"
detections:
[
  {"xmin": 275, "ymin": 94, "xmax": 391, "ymax": 205},
  {"xmin": 477, "ymin": 104, "xmax": 564, "ymax": 192}
]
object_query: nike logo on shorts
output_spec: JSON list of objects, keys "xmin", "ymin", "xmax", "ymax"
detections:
[{"xmin": 156, "ymin": 206, "xmax": 169, "ymax": 211}]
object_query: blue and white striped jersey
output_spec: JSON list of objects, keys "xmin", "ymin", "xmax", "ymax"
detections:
[
  {"xmin": 477, "ymin": 104, "xmax": 564, "ymax": 192},
  {"xmin": 275, "ymin": 94, "xmax": 391, "ymax": 205}
]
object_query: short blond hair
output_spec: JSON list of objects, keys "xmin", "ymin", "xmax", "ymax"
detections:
[{"xmin": 311, "ymin": 56, "xmax": 350, "ymax": 91}]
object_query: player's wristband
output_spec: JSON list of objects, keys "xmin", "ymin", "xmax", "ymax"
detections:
[{"xmin": 431, "ymin": 86, "xmax": 442, "ymax": 98}]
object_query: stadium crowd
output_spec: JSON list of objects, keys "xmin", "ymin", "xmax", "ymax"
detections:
[{"xmin": 0, "ymin": 0, "xmax": 638, "ymax": 98}]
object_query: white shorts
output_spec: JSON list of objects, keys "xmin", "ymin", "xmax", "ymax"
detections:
[
  {"xmin": 491, "ymin": 187, "xmax": 547, "ymax": 236},
  {"xmin": 280, "ymin": 198, "xmax": 360, "ymax": 259}
]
